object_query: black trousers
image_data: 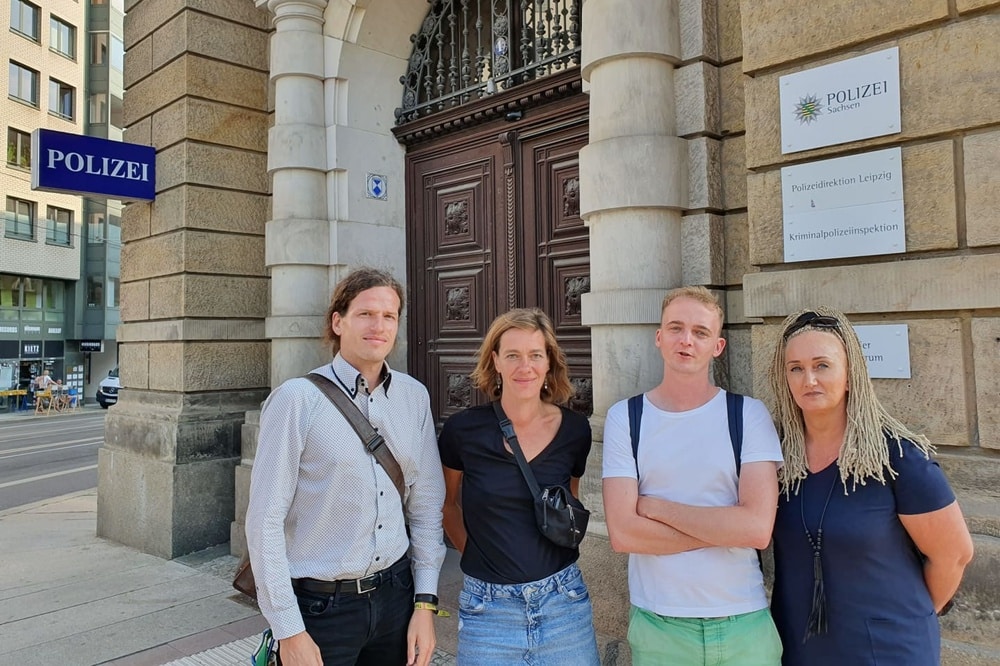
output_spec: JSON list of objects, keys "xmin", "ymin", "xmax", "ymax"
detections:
[{"xmin": 291, "ymin": 557, "xmax": 414, "ymax": 666}]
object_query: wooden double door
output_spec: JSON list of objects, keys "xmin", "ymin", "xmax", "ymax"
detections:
[{"xmin": 405, "ymin": 94, "xmax": 591, "ymax": 424}]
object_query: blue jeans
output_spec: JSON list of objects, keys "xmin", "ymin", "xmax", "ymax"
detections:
[
  {"xmin": 457, "ymin": 562, "xmax": 600, "ymax": 666},
  {"xmin": 293, "ymin": 556, "xmax": 414, "ymax": 665}
]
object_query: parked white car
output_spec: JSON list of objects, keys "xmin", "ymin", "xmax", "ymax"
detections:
[{"xmin": 96, "ymin": 367, "xmax": 120, "ymax": 409}]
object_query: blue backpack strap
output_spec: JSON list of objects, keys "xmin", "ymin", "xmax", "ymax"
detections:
[
  {"xmin": 727, "ymin": 391, "xmax": 744, "ymax": 477},
  {"xmin": 627, "ymin": 394, "xmax": 644, "ymax": 477},
  {"xmin": 727, "ymin": 391, "xmax": 763, "ymax": 568}
]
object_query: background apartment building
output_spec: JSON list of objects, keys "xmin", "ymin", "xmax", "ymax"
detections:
[{"xmin": 0, "ymin": 0, "xmax": 123, "ymax": 400}]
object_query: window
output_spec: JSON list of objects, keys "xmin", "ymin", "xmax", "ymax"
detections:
[
  {"xmin": 87, "ymin": 275, "xmax": 104, "ymax": 308},
  {"xmin": 90, "ymin": 33, "xmax": 107, "ymax": 65},
  {"xmin": 43, "ymin": 280, "xmax": 64, "ymax": 310},
  {"xmin": 9, "ymin": 62, "xmax": 39, "ymax": 106},
  {"xmin": 0, "ymin": 275, "xmax": 23, "ymax": 308},
  {"xmin": 87, "ymin": 211, "xmax": 104, "ymax": 243},
  {"xmin": 46, "ymin": 206, "xmax": 72, "ymax": 246},
  {"xmin": 5, "ymin": 197, "xmax": 34, "ymax": 239},
  {"xmin": 50, "ymin": 17, "xmax": 76, "ymax": 59},
  {"xmin": 10, "ymin": 0, "xmax": 40, "ymax": 41},
  {"xmin": 108, "ymin": 277, "xmax": 119, "ymax": 308},
  {"xmin": 110, "ymin": 95, "xmax": 123, "ymax": 129},
  {"xmin": 89, "ymin": 92, "xmax": 107, "ymax": 123},
  {"xmin": 110, "ymin": 36, "xmax": 124, "ymax": 71},
  {"xmin": 22, "ymin": 276, "xmax": 39, "ymax": 308},
  {"xmin": 7, "ymin": 128, "xmax": 30, "ymax": 168},
  {"xmin": 49, "ymin": 79, "xmax": 74, "ymax": 120}
]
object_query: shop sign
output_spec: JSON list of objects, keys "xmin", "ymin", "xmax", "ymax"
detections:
[
  {"xmin": 853, "ymin": 324, "xmax": 911, "ymax": 379},
  {"xmin": 780, "ymin": 47, "xmax": 900, "ymax": 154},
  {"xmin": 0, "ymin": 325, "xmax": 17, "ymax": 335},
  {"xmin": 22, "ymin": 324, "xmax": 43, "ymax": 337},
  {"xmin": 31, "ymin": 128, "xmax": 156, "ymax": 201},
  {"xmin": 782, "ymin": 147, "xmax": 904, "ymax": 262},
  {"xmin": 80, "ymin": 340, "xmax": 104, "ymax": 353},
  {"xmin": 21, "ymin": 341, "xmax": 41, "ymax": 358}
]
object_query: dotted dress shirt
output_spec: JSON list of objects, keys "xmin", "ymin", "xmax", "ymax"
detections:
[{"xmin": 246, "ymin": 355, "xmax": 446, "ymax": 640}]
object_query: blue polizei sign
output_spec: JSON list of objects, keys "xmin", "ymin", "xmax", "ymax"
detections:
[{"xmin": 31, "ymin": 129, "xmax": 155, "ymax": 201}]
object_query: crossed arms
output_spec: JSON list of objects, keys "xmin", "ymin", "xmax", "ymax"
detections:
[{"xmin": 603, "ymin": 461, "xmax": 780, "ymax": 555}]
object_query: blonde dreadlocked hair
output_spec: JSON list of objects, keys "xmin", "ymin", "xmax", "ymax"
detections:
[{"xmin": 768, "ymin": 306, "xmax": 932, "ymax": 496}]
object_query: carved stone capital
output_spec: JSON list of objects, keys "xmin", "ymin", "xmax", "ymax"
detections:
[{"xmin": 258, "ymin": 0, "xmax": 328, "ymax": 22}]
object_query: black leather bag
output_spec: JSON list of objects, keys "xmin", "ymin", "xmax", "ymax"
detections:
[{"xmin": 493, "ymin": 402, "xmax": 590, "ymax": 549}]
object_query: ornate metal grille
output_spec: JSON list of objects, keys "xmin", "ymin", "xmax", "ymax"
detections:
[{"xmin": 395, "ymin": 0, "xmax": 581, "ymax": 124}]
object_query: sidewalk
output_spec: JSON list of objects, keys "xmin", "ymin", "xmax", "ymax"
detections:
[
  {"xmin": 0, "ymin": 399, "xmax": 104, "ymax": 421},
  {"xmin": 0, "ymin": 489, "xmax": 462, "ymax": 665}
]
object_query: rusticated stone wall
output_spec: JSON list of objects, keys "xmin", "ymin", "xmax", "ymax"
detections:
[
  {"xmin": 738, "ymin": 2, "xmax": 1000, "ymax": 662},
  {"xmin": 98, "ymin": 0, "xmax": 272, "ymax": 559}
]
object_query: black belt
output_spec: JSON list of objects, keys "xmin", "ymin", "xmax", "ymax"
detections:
[{"xmin": 292, "ymin": 555, "xmax": 409, "ymax": 596}]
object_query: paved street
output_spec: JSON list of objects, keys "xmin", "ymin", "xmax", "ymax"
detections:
[
  {"xmin": 0, "ymin": 407, "xmax": 104, "ymax": 511},
  {"xmin": 0, "ymin": 410, "xmax": 465, "ymax": 664}
]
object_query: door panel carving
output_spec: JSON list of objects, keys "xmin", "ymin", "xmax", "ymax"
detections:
[{"xmin": 407, "ymin": 93, "xmax": 591, "ymax": 423}]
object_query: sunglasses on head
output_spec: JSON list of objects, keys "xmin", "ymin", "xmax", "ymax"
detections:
[{"xmin": 783, "ymin": 311, "xmax": 840, "ymax": 340}]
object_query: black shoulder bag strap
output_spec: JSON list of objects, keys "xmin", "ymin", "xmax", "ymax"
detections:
[
  {"xmin": 627, "ymin": 391, "xmax": 744, "ymax": 476},
  {"xmin": 305, "ymin": 372, "xmax": 406, "ymax": 503},
  {"xmin": 492, "ymin": 401, "xmax": 543, "ymax": 498}
]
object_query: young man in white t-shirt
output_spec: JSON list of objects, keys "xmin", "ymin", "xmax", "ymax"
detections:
[{"xmin": 602, "ymin": 286, "xmax": 784, "ymax": 666}]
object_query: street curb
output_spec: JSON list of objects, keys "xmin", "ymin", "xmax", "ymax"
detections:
[
  {"xmin": 0, "ymin": 487, "xmax": 96, "ymax": 518},
  {"xmin": 0, "ymin": 405, "xmax": 105, "ymax": 423}
]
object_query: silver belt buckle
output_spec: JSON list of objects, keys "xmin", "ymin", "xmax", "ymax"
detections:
[{"xmin": 356, "ymin": 574, "xmax": 378, "ymax": 594}]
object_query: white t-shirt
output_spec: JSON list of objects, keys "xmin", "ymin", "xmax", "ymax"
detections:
[{"xmin": 602, "ymin": 389, "xmax": 783, "ymax": 617}]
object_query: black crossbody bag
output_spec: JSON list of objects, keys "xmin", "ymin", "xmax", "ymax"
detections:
[{"xmin": 493, "ymin": 401, "xmax": 590, "ymax": 549}]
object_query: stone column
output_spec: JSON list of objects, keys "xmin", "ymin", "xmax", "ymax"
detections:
[
  {"xmin": 260, "ymin": 0, "xmax": 331, "ymax": 389},
  {"xmin": 98, "ymin": 0, "xmax": 272, "ymax": 559},
  {"xmin": 232, "ymin": 0, "xmax": 331, "ymax": 557},
  {"xmin": 577, "ymin": 0, "xmax": 686, "ymax": 642},
  {"xmin": 580, "ymin": 0, "xmax": 686, "ymax": 438}
]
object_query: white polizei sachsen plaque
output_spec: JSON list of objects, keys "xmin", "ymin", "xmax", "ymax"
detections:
[
  {"xmin": 780, "ymin": 47, "xmax": 901, "ymax": 154},
  {"xmin": 781, "ymin": 147, "xmax": 904, "ymax": 262},
  {"xmin": 853, "ymin": 324, "xmax": 911, "ymax": 379}
]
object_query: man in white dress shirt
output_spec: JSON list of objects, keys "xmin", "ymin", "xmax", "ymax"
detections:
[{"xmin": 246, "ymin": 267, "xmax": 446, "ymax": 666}]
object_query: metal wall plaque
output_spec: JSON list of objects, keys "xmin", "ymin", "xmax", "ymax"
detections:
[
  {"xmin": 32, "ymin": 129, "xmax": 156, "ymax": 201},
  {"xmin": 780, "ymin": 47, "xmax": 900, "ymax": 154},
  {"xmin": 782, "ymin": 147, "xmax": 904, "ymax": 262},
  {"xmin": 853, "ymin": 324, "xmax": 911, "ymax": 379},
  {"xmin": 366, "ymin": 173, "xmax": 388, "ymax": 200}
]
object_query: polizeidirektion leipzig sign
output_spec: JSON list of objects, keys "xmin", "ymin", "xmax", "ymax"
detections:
[{"xmin": 31, "ymin": 129, "xmax": 156, "ymax": 201}]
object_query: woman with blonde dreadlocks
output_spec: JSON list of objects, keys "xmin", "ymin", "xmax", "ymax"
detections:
[{"xmin": 767, "ymin": 308, "xmax": 973, "ymax": 666}]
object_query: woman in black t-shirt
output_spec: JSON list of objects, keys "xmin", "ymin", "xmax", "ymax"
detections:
[{"xmin": 439, "ymin": 308, "xmax": 599, "ymax": 666}]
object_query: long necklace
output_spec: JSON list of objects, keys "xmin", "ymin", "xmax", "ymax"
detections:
[{"xmin": 800, "ymin": 470, "xmax": 839, "ymax": 642}]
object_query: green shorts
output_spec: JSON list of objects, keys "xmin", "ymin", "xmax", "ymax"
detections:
[{"xmin": 628, "ymin": 605, "xmax": 782, "ymax": 666}]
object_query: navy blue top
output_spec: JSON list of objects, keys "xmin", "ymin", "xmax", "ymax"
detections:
[
  {"xmin": 772, "ymin": 437, "xmax": 955, "ymax": 666},
  {"xmin": 439, "ymin": 404, "xmax": 591, "ymax": 584}
]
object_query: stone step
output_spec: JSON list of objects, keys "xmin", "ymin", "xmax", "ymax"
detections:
[
  {"xmin": 954, "ymin": 534, "xmax": 1000, "ymax": 612},
  {"xmin": 936, "ymin": 451, "xmax": 1000, "ymax": 497},
  {"xmin": 959, "ymin": 493, "xmax": 1000, "ymax": 539},
  {"xmin": 942, "ymin": 638, "xmax": 1000, "ymax": 666}
]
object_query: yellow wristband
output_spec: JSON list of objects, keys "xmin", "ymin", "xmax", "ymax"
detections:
[{"xmin": 413, "ymin": 602, "xmax": 451, "ymax": 617}]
